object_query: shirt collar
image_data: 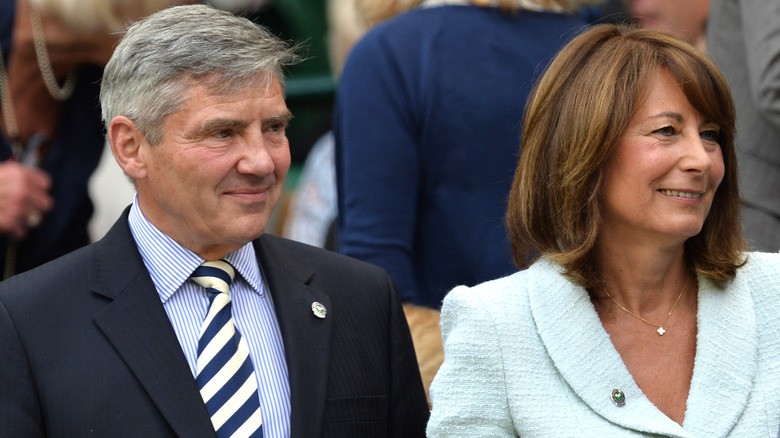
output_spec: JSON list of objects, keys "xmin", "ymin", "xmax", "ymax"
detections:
[{"xmin": 127, "ymin": 195, "xmax": 264, "ymax": 302}]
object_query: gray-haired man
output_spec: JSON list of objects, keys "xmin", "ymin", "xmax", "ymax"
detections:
[{"xmin": 0, "ymin": 5, "xmax": 428, "ymax": 437}]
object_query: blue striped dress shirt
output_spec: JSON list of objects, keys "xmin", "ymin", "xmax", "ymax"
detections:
[{"xmin": 127, "ymin": 197, "xmax": 291, "ymax": 437}]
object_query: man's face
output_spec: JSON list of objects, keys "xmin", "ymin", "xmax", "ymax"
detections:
[{"xmin": 134, "ymin": 78, "xmax": 291, "ymax": 259}]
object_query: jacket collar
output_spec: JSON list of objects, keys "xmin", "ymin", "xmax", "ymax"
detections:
[
  {"xmin": 527, "ymin": 258, "xmax": 756, "ymax": 437},
  {"xmin": 90, "ymin": 209, "xmax": 217, "ymax": 438},
  {"xmin": 254, "ymin": 234, "xmax": 333, "ymax": 438}
]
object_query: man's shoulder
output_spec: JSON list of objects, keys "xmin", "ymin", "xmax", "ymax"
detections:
[
  {"xmin": 257, "ymin": 234, "xmax": 388, "ymax": 277},
  {"xmin": 0, "ymin": 241, "xmax": 100, "ymax": 320},
  {"xmin": 256, "ymin": 234, "xmax": 396, "ymax": 310},
  {"xmin": 1, "ymin": 242, "xmax": 96, "ymax": 288}
]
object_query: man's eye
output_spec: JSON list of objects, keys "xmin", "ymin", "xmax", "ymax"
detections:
[{"xmin": 214, "ymin": 130, "xmax": 232, "ymax": 139}]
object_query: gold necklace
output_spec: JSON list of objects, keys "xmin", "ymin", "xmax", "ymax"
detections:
[{"xmin": 602, "ymin": 279, "xmax": 687, "ymax": 336}]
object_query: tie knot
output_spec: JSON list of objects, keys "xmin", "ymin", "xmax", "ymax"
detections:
[{"xmin": 191, "ymin": 259, "xmax": 235, "ymax": 295}]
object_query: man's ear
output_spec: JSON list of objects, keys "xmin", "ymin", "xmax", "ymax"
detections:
[{"xmin": 108, "ymin": 116, "xmax": 148, "ymax": 180}]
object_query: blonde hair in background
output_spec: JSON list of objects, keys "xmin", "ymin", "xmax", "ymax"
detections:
[
  {"xmin": 355, "ymin": 0, "xmax": 424, "ymax": 28},
  {"xmin": 28, "ymin": 0, "xmax": 174, "ymax": 34},
  {"xmin": 327, "ymin": 0, "xmax": 370, "ymax": 77},
  {"xmin": 328, "ymin": 0, "xmax": 424, "ymax": 76}
]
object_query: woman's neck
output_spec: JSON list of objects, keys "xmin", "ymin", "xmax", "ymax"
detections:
[{"xmin": 594, "ymin": 236, "xmax": 691, "ymax": 314}]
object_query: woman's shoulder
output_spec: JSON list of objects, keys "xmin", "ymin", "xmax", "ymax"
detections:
[
  {"xmin": 731, "ymin": 251, "xmax": 780, "ymax": 315},
  {"xmin": 743, "ymin": 251, "xmax": 780, "ymax": 267},
  {"xmin": 740, "ymin": 251, "xmax": 780, "ymax": 288},
  {"xmin": 445, "ymin": 268, "xmax": 528, "ymax": 303},
  {"xmin": 437, "ymin": 264, "xmax": 552, "ymax": 368},
  {"xmin": 442, "ymin": 258, "xmax": 561, "ymax": 312}
]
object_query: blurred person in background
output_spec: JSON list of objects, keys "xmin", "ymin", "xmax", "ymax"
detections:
[
  {"xmin": 0, "ymin": 0, "xmax": 183, "ymax": 278},
  {"xmin": 707, "ymin": 0, "xmax": 780, "ymax": 252},
  {"xmin": 333, "ymin": 0, "xmax": 590, "ymax": 398},
  {"xmin": 284, "ymin": 0, "xmax": 451, "ymax": 402},
  {"xmin": 281, "ymin": 0, "xmax": 423, "ymax": 251},
  {"xmin": 623, "ymin": 0, "xmax": 710, "ymax": 50},
  {"xmin": 206, "ymin": 0, "xmax": 273, "ymax": 11}
]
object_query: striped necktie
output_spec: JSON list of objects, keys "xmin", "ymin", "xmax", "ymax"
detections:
[{"xmin": 192, "ymin": 260, "xmax": 263, "ymax": 438}]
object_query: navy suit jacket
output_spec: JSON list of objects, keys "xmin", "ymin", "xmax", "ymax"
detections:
[{"xmin": 0, "ymin": 209, "xmax": 429, "ymax": 437}]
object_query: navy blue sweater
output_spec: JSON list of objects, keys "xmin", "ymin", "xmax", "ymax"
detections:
[{"xmin": 334, "ymin": 5, "xmax": 584, "ymax": 308}]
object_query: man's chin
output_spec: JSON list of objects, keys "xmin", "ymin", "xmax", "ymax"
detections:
[{"xmin": 231, "ymin": 215, "xmax": 271, "ymax": 239}]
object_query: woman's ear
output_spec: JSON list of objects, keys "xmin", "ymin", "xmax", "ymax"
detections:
[{"xmin": 108, "ymin": 115, "xmax": 148, "ymax": 180}]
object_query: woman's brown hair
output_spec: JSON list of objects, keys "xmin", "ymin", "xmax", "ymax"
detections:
[{"xmin": 506, "ymin": 24, "xmax": 746, "ymax": 288}]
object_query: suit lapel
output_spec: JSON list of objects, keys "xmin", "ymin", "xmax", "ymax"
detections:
[
  {"xmin": 255, "ymin": 236, "xmax": 333, "ymax": 438},
  {"xmin": 90, "ymin": 212, "xmax": 216, "ymax": 438}
]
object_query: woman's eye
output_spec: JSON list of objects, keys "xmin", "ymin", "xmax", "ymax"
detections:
[
  {"xmin": 700, "ymin": 129, "xmax": 720, "ymax": 143},
  {"xmin": 653, "ymin": 126, "xmax": 675, "ymax": 136}
]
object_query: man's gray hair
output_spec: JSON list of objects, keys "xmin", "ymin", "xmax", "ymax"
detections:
[{"xmin": 100, "ymin": 4, "xmax": 299, "ymax": 145}]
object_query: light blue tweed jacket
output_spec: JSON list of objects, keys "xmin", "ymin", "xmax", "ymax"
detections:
[{"xmin": 428, "ymin": 252, "xmax": 780, "ymax": 437}]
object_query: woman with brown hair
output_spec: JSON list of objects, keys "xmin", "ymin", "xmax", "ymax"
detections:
[{"xmin": 427, "ymin": 24, "xmax": 780, "ymax": 436}]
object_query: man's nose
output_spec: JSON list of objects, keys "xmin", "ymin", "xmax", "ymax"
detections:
[{"xmin": 236, "ymin": 133, "xmax": 275, "ymax": 175}]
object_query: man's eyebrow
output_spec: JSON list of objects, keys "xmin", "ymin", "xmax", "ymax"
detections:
[
  {"xmin": 188, "ymin": 119, "xmax": 249, "ymax": 139},
  {"xmin": 264, "ymin": 111, "xmax": 294, "ymax": 125}
]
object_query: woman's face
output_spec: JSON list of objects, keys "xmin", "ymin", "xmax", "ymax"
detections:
[{"xmin": 599, "ymin": 68, "xmax": 724, "ymax": 249}]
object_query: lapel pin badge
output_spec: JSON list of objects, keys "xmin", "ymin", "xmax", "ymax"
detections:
[
  {"xmin": 611, "ymin": 388, "xmax": 626, "ymax": 407},
  {"xmin": 311, "ymin": 301, "xmax": 327, "ymax": 319}
]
